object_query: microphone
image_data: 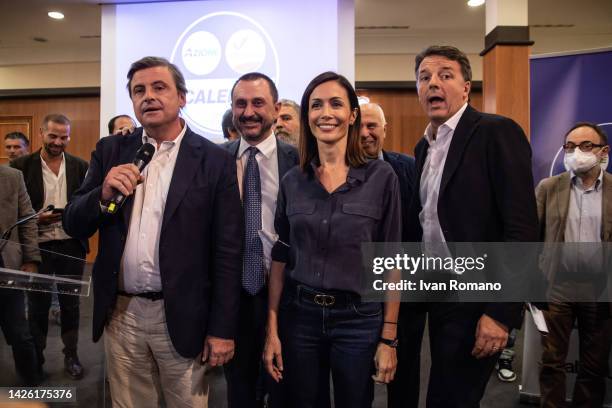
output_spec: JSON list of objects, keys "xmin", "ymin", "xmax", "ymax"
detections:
[
  {"xmin": 0, "ymin": 205, "xmax": 55, "ymax": 250},
  {"xmin": 106, "ymin": 143, "xmax": 155, "ymax": 214}
]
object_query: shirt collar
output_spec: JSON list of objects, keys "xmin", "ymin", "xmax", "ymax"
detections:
[
  {"xmin": 40, "ymin": 151, "xmax": 65, "ymax": 167},
  {"xmin": 423, "ymin": 102, "xmax": 469, "ymax": 144},
  {"xmin": 142, "ymin": 121, "xmax": 187, "ymax": 150},
  {"xmin": 377, "ymin": 150, "xmax": 384, "ymax": 161},
  {"xmin": 238, "ymin": 132, "xmax": 276, "ymax": 159},
  {"xmin": 570, "ymin": 167, "xmax": 604, "ymax": 191},
  {"xmin": 308, "ymin": 160, "xmax": 367, "ymax": 187}
]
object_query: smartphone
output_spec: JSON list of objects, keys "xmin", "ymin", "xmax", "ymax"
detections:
[{"xmin": 51, "ymin": 208, "xmax": 64, "ymax": 214}]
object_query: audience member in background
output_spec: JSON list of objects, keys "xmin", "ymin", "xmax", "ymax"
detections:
[
  {"xmin": 222, "ymin": 109, "xmax": 240, "ymax": 142},
  {"xmin": 264, "ymin": 71, "xmax": 401, "ymax": 408},
  {"xmin": 10, "ymin": 113, "xmax": 89, "ymax": 380},
  {"xmin": 107, "ymin": 114, "xmax": 136, "ymax": 136},
  {"xmin": 406, "ymin": 45, "xmax": 538, "ymax": 407},
  {"xmin": 359, "ymin": 102, "xmax": 423, "ymax": 408},
  {"xmin": 63, "ymin": 56, "xmax": 242, "ymax": 407},
  {"xmin": 222, "ymin": 72, "xmax": 299, "ymax": 408},
  {"xmin": 4, "ymin": 132, "xmax": 30, "ymax": 161},
  {"xmin": 272, "ymin": 99, "xmax": 300, "ymax": 147},
  {"xmin": 0, "ymin": 165, "xmax": 41, "ymax": 386},
  {"xmin": 536, "ymin": 122, "xmax": 611, "ymax": 408}
]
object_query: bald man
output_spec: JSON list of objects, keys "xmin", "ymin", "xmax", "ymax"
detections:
[{"xmin": 359, "ymin": 103, "xmax": 424, "ymax": 408}]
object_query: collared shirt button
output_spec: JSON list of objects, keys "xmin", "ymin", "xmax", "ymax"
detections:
[{"xmin": 322, "ymin": 219, "xmax": 328, "ymax": 224}]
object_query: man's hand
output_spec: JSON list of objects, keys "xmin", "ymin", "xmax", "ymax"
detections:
[
  {"xmin": 114, "ymin": 127, "xmax": 134, "ymax": 136},
  {"xmin": 263, "ymin": 332, "xmax": 283, "ymax": 382},
  {"xmin": 101, "ymin": 164, "xmax": 142, "ymax": 202},
  {"xmin": 202, "ymin": 336, "xmax": 234, "ymax": 367},
  {"xmin": 38, "ymin": 212, "xmax": 62, "ymax": 226},
  {"xmin": 21, "ymin": 262, "xmax": 37, "ymax": 273},
  {"xmin": 472, "ymin": 314, "xmax": 508, "ymax": 359},
  {"xmin": 372, "ymin": 342, "xmax": 397, "ymax": 384}
]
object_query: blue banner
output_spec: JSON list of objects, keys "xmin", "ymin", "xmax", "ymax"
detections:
[{"xmin": 530, "ymin": 49, "xmax": 612, "ymax": 183}]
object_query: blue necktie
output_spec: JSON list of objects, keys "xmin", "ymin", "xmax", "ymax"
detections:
[{"xmin": 243, "ymin": 146, "xmax": 265, "ymax": 295}]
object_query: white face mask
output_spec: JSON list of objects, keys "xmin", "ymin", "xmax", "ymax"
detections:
[
  {"xmin": 563, "ymin": 149, "xmax": 600, "ymax": 174},
  {"xmin": 600, "ymin": 154, "xmax": 609, "ymax": 170}
]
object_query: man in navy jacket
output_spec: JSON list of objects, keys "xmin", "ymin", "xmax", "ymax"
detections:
[
  {"xmin": 63, "ymin": 56, "xmax": 243, "ymax": 406},
  {"xmin": 359, "ymin": 102, "xmax": 424, "ymax": 408}
]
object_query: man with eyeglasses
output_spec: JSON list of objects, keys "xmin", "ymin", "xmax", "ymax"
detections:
[{"xmin": 536, "ymin": 122, "xmax": 611, "ymax": 407}]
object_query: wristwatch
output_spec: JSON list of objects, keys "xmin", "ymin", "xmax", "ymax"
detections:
[{"xmin": 379, "ymin": 337, "xmax": 399, "ymax": 348}]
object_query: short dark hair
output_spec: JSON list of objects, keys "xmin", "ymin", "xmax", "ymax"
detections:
[
  {"xmin": 298, "ymin": 71, "xmax": 366, "ymax": 171},
  {"xmin": 230, "ymin": 72, "xmax": 278, "ymax": 103},
  {"xmin": 42, "ymin": 113, "xmax": 71, "ymax": 130},
  {"xmin": 565, "ymin": 122, "xmax": 609, "ymax": 145},
  {"xmin": 4, "ymin": 131, "xmax": 29, "ymax": 146},
  {"xmin": 107, "ymin": 114, "xmax": 134, "ymax": 135},
  {"xmin": 126, "ymin": 56, "xmax": 187, "ymax": 97},
  {"xmin": 415, "ymin": 45, "xmax": 472, "ymax": 82},
  {"xmin": 221, "ymin": 109, "xmax": 235, "ymax": 140}
]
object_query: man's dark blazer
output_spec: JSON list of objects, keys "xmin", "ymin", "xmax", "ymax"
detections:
[
  {"xmin": 221, "ymin": 136, "xmax": 299, "ymax": 182},
  {"xmin": 406, "ymin": 104, "xmax": 538, "ymax": 329},
  {"xmin": 11, "ymin": 149, "xmax": 89, "ymax": 252},
  {"xmin": 383, "ymin": 150, "xmax": 416, "ymax": 242},
  {"xmin": 382, "ymin": 150, "xmax": 424, "ymax": 408},
  {"xmin": 62, "ymin": 127, "xmax": 244, "ymax": 358}
]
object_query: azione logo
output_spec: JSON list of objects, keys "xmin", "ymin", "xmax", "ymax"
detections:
[
  {"xmin": 548, "ymin": 122, "xmax": 612, "ymax": 177},
  {"xmin": 170, "ymin": 12, "xmax": 280, "ymax": 136}
]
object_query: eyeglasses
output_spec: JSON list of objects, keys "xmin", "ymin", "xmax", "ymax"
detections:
[{"xmin": 563, "ymin": 141, "xmax": 606, "ymax": 153}]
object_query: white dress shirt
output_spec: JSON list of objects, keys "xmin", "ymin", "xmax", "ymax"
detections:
[
  {"xmin": 120, "ymin": 125, "xmax": 186, "ymax": 293},
  {"xmin": 419, "ymin": 103, "xmax": 468, "ymax": 243},
  {"xmin": 235, "ymin": 133, "xmax": 279, "ymax": 271},
  {"xmin": 40, "ymin": 153, "xmax": 71, "ymax": 242}
]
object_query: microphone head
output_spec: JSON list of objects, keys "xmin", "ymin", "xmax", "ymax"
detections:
[
  {"xmin": 136, "ymin": 143, "xmax": 156, "ymax": 166},
  {"xmin": 46, "ymin": 204, "xmax": 55, "ymax": 212}
]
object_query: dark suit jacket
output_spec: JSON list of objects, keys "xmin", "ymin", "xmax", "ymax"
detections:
[
  {"xmin": 407, "ymin": 105, "xmax": 539, "ymax": 329},
  {"xmin": 221, "ymin": 137, "xmax": 299, "ymax": 182},
  {"xmin": 62, "ymin": 128, "xmax": 244, "ymax": 358},
  {"xmin": 11, "ymin": 149, "xmax": 89, "ymax": 251},
  {"xmin": 383, "ymin": 150, "xmax": 416, "ymax": 242}
]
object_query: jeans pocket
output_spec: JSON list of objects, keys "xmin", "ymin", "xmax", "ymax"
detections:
[{"xmin": 351, "ymin": 302, "xmax": 383, "ymax": 317}]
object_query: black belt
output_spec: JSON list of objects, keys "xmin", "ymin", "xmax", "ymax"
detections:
[
  {"xmin": 118, "ymin": 290, "xmax": 163, "ymax": 301},
  {"xmin": 295, "ymin": 285, "xmax": 359, "ymax": 308}
]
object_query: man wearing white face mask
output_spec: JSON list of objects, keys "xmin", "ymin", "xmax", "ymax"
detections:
[{"xmin": 535, "ymin": 122, "xmax": 612, "ymax": 408}]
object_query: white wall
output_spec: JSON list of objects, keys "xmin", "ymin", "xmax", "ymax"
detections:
[
  {"xmin": 356, "ymin": 53, "xmax": 483, "ymax": 82},
  {"xmin": 0, "ymin": 55, "xmax": 484, "ymax": 90},
  {"xmin": 0, "ymin": 62, "xmax": 100, "ymax": 89}
]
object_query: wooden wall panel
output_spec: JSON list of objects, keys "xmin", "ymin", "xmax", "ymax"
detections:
[
  {"xmin": 356, "ymin": 88, "xmax": 482, "ymax": 157},
  {"xmin": 0, "ymin": 96, "xmax": 100, "ymax": 262},
  {"xmin": 483, "ymin": 46, "xmax": 531, "ymax": 138}
]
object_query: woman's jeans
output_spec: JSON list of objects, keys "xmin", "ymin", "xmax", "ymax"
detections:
[{"xmin": 279, "ymin": 282, "xmax": 383, "ymax": 408}]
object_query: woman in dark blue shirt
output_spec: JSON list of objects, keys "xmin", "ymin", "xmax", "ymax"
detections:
[{"xmin": 263, "ymin": 71, "xmax": 402, "ymax": 408}]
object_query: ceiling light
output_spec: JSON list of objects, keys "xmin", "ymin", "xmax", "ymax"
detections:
[
  {"xmin": 467, "ymin": 0, "xmax": 485, "ymax": 7},
  {"xmin": 48, "ymin": 11, "xmax": 65, "ymax": 20}
]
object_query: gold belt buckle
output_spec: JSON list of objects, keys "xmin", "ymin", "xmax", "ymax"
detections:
[{"xmin": 314, "ymin": 294, "xmax": 335, "ymax": 306}]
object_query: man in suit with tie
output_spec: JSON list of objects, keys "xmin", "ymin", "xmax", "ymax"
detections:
[
  {"xmin": 63, "ymin": 56, "xmax": 243, "ymax": 407},
  {"xmin": 222, "ymin": 72, "xmax": 299, "ymax": 408},
  {"xmin": 536, "ymin": 122, "xmax": 611, "ymax": 408},
  {"xmin": 11, "ymin": 114, "xmax": 89, "ymax": 380},
  {"xmin": 359, "ymin": 102, "xmax": 424, "ymax": 408},
  {"xmin": 407, "ymin": 45, "xmax": 538, "ymax": 407}
]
